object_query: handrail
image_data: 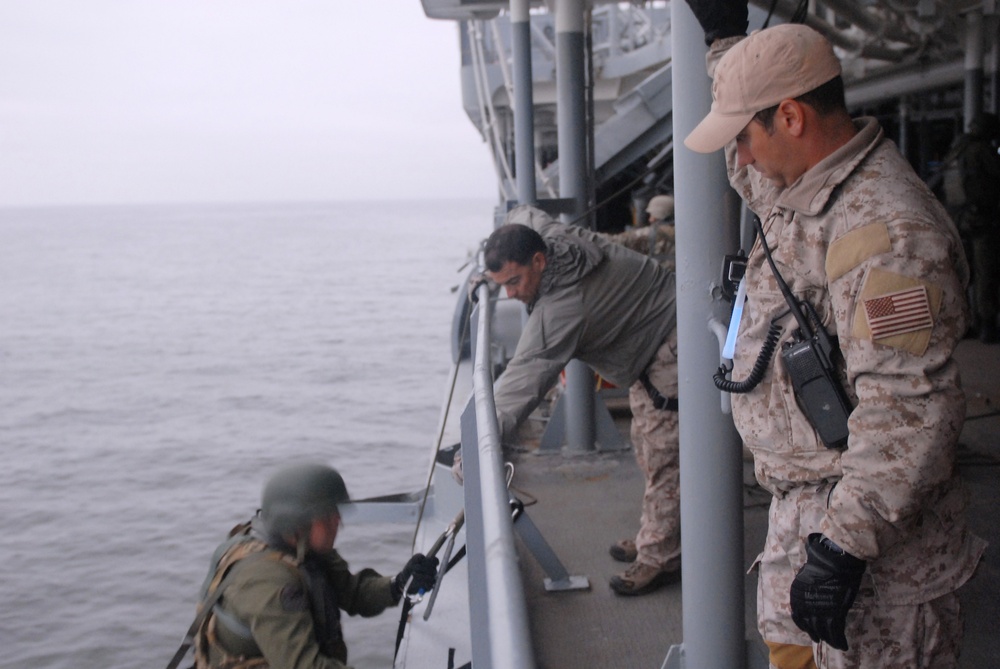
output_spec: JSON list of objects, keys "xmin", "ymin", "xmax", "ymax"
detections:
[{"xmin": 464, "ymin": 284, "xmax": 536, "ymax": 669}]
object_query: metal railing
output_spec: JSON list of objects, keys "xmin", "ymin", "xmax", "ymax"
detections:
[{"xmin": 457, "ymin": 284, "xmax": 536, "ymax": 669}]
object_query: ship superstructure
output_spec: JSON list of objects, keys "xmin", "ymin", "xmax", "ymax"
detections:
[{"xmin": 380, "ymin": 2, "xmax": 1000, "ymax": 668}]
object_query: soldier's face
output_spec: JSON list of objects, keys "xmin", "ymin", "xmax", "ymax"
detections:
[
  {"xmin": 735, "ymin": 120, "xmax": 788, "ymax": 186},
  {"xmin": 308, "ymin": 511, "xmax": 341, "ymax": 553},
  {"xmin": 487, "ymin": 252, "xmax": 546, "ymax": 304},
  {"xmin": 734, "ymin": 102, "xmax": 811, "ymax": 188}
]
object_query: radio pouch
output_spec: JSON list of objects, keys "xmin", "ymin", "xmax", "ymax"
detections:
[
  {"xmin": 756, "ymin": 217, "xmax": 854, "ymax": 449},
  {"xmin": 780, "ymin": 311, "xmax": 853, "ymax": 449}
]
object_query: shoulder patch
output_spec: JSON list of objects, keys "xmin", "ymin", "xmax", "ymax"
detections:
[
  {"xmin": 852, "ymin": 268, "xmax": 942, "ymax": 355},
  {"xmin": 279, "ymin": 584, "xmax": 309, "ymax": 612},
  {"xmin": 826, "ymin": 223, "xmax": 891, "ymax": 282}
]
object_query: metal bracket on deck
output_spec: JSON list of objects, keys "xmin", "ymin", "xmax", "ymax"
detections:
[
  {"xmin": 510, "ymin": 498, "xmax": 590, "ymax": 591},
  {"xmin": 539, "ymin": 389, "xmax": 627, "ymax": 452},
  {"xmin": 660, "ymin": 640, "xmax": 770, "ymax": 669}
]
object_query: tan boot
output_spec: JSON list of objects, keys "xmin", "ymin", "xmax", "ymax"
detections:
[
  {"xmin": 609, "ymin": 539, "xmax": 637, "ymax": 563},
  {"xmin": 609, "ymin": 561, "xmax": 680, "ymax": 596}
]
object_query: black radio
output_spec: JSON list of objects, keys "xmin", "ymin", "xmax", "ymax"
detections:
[
  {"xmin": 780, "ymin": 303, "xmax": 853, "ymax": 449},
  {"xmin": 713, "ymin": 217, "xmax": 853, "ymax": 449}
]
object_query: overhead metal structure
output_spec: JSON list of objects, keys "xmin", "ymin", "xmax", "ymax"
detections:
[{"xmin": 417, "ymin": 1, "xmax": 998, "ymax": 667}]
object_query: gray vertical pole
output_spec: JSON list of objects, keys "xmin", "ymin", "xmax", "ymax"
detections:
[
  {"xmin": 670, "ymin": 2, "xmax": 746, "ymax": 668},
  {"xmin": 965, "ymin": 9, "xmax": 985, "ymax": 130},
  {"xmin": 918, "ymin": 99, "xmax": 932, "ymax": 181},
  {"xmin": 897, "ymin": 97, "xmax": 909, "ymax": 159},
  {"xmin": 989, "ymin": 15, "xmax": 1000, "ymax": 115},
  {"xmin": 512, "ymin": 0, "xmax": 537, "ymax": 206},
  {"xmin": 555, "ymin": 0, "xmax": 595, "ymax": 452}
]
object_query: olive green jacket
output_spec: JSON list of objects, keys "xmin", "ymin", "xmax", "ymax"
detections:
[
  {"xmin": 493, "ymin": 205, "xmax": 676, "ymax": 443},
  {"xmin": 202, "ymin": 540, "xmax": 396, "ymax": 669}
]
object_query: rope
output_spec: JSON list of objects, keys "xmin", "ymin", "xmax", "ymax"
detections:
[{"xmin": 410, "ymin": 297, "xmax": 472, "ymax": 551}]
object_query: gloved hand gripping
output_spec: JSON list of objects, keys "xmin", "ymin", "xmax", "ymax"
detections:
[
  {"xmin": 790, "ymin": 533, "xmax": 866, "ymax": 651},
  {"xmin": 392, "ymin": 553, "xmax": 440, "ymax": 601}
]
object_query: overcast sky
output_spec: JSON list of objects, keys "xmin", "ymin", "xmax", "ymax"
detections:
[{"xmin": 0, "ymin": 1, "xmax": 498, "ymax": 207}]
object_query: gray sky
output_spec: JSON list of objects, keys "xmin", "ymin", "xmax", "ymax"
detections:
[{"xmin": 0, "ymin": 1, "xmax": 497, "ymax": 207}]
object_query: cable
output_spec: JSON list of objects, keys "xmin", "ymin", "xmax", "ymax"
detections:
[
  {"xmin": 761, "ymin": 0, "xmax": 780, "ymax": 28},
  {"xmin": 411, "ymin": 295, "xmax": 472, "ymax": 552},
  {"xmin": 714, "ymin": 320, "xmax": 784, "ymax": 393}
]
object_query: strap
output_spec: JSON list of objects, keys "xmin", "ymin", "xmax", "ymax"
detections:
[
  {"xmin": 394, "ymin": 538, "xmax": 469, "ymax": 664},
  {"xmin": 639, "ymin": 372, "xmax": 678, "ymax": 412},
  {"xmin": 165, "ymin": 552, "xmax": 268, "ymax": 669},
  {"xmin": 753, "ymin": 216, "xmax": 815, "ymax": 338}
]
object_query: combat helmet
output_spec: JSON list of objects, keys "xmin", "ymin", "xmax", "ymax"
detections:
[
  {"xmin": 645, "ymin": 195, "xmax": 675, "ymax": 221},
  {"xmin": 260, "ymin": 463, "xmax": 350, "ymax": 538}
]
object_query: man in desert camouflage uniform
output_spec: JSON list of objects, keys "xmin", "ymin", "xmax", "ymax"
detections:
[
  {"xmin": 681, "ymin": 7, "xmax": 986, "ymax": 669},
  {"xmin": 608, "ymin": 194, "xmax": 677, "ymax": 271}
]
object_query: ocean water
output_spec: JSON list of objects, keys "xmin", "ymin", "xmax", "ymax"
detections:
[{"xmin": 0, "ymin": 199, "xmax": 491, "ymax": 669}]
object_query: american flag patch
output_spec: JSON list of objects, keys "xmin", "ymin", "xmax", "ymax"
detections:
[{"xmin": 863, "ymin": 285, "xmax": 934, "ymax": 339}]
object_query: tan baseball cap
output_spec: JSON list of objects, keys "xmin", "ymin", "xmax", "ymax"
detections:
[{"xmin": 684, "ymin": 24, "xmax": 841, "ymax": 154}]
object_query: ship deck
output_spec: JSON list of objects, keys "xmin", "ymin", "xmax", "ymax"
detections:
[{"xmin": 505, "ymin": 337, "xmax": 1000, "ymax": 669}]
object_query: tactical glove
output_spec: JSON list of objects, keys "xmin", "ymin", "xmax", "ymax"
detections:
[
  {"xmin": 682, "ymin": 0, "xmax": 749, "ymax": 46},
  {"xmin": 393, "ymin": 553, "xmax": 440, "ymax": 601},
  {"xmin": 789, "ymin": 533, "xmax": 866, "ymax": 651}
]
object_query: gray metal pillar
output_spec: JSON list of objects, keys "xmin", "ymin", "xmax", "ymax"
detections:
[
  {"xmin": 897, "ymin": 97, "xmax": 909, "ymax": 159},
  {"xmin": 555, "ymin": 0, "xmax": 595, "ymax": 452},
  {"xmin": 989, "ymin": 14, "xmax": 1000, "ymax": 115},
  {"xmin": 512, "ymin": 0, "xmax": 537, "ymax": 206},
  {"xmin": 965, "ymin": 9, "xmax": 985, "ymax": 130},
  {"xmin": 668, "ymin": 2, "xmax": 746, "ymax": 668}
]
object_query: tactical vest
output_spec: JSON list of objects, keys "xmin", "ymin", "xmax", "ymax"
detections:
[{"xmin": 193, "ymin": 522, "xmax": 345, "ymax": 669}]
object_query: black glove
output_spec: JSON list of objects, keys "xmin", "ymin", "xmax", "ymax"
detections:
[
  {"xmin": 392, "ymin": 553, "xmax": 440, "ymax": 600},
  {"xmin": 682, "ymin": 0, "xmax": 749, "ymax": 46},
  {"xmin": 789, "ymin": 533, "xmax": 866, "ymax": 651}
]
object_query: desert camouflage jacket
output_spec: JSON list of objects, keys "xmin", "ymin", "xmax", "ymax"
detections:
[{"xmin": 727, "ymin": 117, "xmax": 985, "ymax": 603}]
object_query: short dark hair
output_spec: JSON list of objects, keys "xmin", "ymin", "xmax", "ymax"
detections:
[
  {"xmin": 483, "ymin": 224, "xmax": 547, "ymax": 272},
  {"xmin": 753, "ymin": 75, "xmax": 846, "ymax": 132}
]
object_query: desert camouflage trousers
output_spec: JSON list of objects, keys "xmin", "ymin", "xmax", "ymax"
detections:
[
  {"xmin": 627, "ymin": 331, "xmax": 681, "ymax": 570},
  {"xmin": 757, "ymin": 484, "xmax": 966, "ymax": 669}
]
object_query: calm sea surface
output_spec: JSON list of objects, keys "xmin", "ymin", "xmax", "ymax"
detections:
[{"xmin": 0, "ymin": 199, "xmax": 491, "ymax": 669}]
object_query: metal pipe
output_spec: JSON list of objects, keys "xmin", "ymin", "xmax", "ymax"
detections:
[
  {"xmin": 555, "ymin": 0, "xmax": 596, "ymax": 452},
  {"xmin": 555, "ymin": 0, "xmax": 588, "ymax": 215},
  {"xmin": 470, "ymin": 286, "xmax": 537, "ymax": 669},
  {"xmin": 669, "ymin": 2, "xmax": 747, "ymax": 668},
  {"xmin": 748, "ymin": 0, "xmax": 915, "ymax": 61},
  {"xmin": 817, "ymin": 0, "xmax": 914, "ymax": 44},
  {"xmin": 898, "ymin": 96, "xmax": 910, "ymax": 158},
  {"xmin": 469, "ymin": 20, "xmax": 517, "ymax": 197},
  {"xmin": 512, "ymin": 0, "xmax": 537, "ymax": 205},
  {"xmin": 845, "ymin": 59, "xmax": 964, "ymax": 107},
  {"xmin": 989, "ymin": 14, "xmax": 1000, "ymax": 114},
  {"xmin": 966, "ymin": 9, "xmax": 985, "ymax": 130}
]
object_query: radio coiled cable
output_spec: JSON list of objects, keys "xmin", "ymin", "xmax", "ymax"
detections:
[{"xmin": 713, "ymin": 320, "xmax": 783, "ymax": 394}]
